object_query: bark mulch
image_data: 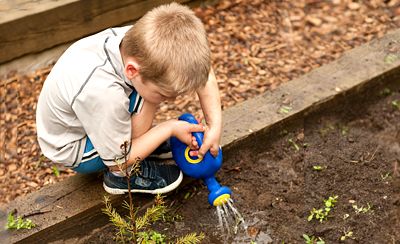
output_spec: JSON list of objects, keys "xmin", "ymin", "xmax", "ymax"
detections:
[{"xmin": 1, "ymin": 0, "xmax": 399, "ymax": 205}]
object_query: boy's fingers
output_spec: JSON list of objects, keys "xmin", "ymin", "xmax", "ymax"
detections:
[
  {"xmin": 209, "ymin": 145, "xmax": 219, "ymax": 157},
  {"xmin": 189, "ymin": 124, "xmax": 204, "ymax": 132},
  {"xmin": 190, "ymin": 136, "xmax": 199, "ymax": 149},
  {"xmin": 189, "ymin": 150, "xmax": 199, "ymax": 157},
  {"xmin": 198, "ymin": 143, "xmax": 211, "ymax": 158}
]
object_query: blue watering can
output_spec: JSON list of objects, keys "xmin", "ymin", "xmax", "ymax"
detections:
[{"xmin": 170, "ymin": 113, "xmax": 232, "ymax": 206}]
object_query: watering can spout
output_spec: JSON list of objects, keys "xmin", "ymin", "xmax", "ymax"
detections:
[
  {"xmin": 204, "ymin": 177, "xmax": 232, "ymax": 206},
  {"xmin": 170, "ymin": 113, "xmax": 232, "ymax": 207}
]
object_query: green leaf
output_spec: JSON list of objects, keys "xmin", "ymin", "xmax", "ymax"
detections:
[
  {"xmin": 384, "ymin": 53, "xmax": 399, "ymax": 64},
  {"xmin": 279, "ymin": 106, "xmax": 292, "ymax": 114},
  {"xmin": 288, "ymin": 138, "xmax": 300, "ymax": 151},
  {"xmin": 303, "ymin": 234, "xmax": 311, "ymax": 241},
  {"xmin": 392, "ymin": 100, "xmax": 399, "ymax": 110},
  {"xmin": 313, "ymin": 165, "xmax": 323, "ymax": 171},
  {"xmin": 52, "ymin": 165, "xmax": 60, "ymax": 177},
  {"xmin": 6, "ymin": 213, "xmax": 35, "ymax": 230}
]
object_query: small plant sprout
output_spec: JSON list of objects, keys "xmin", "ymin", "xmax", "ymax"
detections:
[
  {"xmin": 302, "ymin": 234, "xmax": 325, "ymax": 244},
  {"xmin": 343, "ymin": 213, "xmax": 350, "ymax": 220},
  {"xmin": 102, "ymin": 141, "xmax": 204, "ymax": 243},
  {"xmin": 380, "ymin": 172, "xmax": 391, "ymax": 181},
  {"xmin": 324, "ymin": 195, "xmax": 338, "ymax": 209},
  {"xmin": 279, "ymin": 105, "xmax": 292, "ymax": 114},
  {"xmin": 340, "ymin": 228, "xmax": 355, "ymax": 241},
  {"xmin": 288, "ymin": 138, "xmax": 300, "ymax": 151},
  {"xmin": 308, "ymin": 195, "xmax": 338, "ymax": 222},
  {"xmin": 340, "ymin": 126, "xmax": 349, "ymax": 136},
  {"xmin": 352, "ymin": 203, "xmax": 372, "ymax": 214},
  {"xmin": 52, "ymin": 165, "xmax": 60, "ymax": 177},
  {"xmin": 380, "ymin": 87, "xmax": 392, "ymax": 96},
  {"xmin": 137, "ymin": 230, "xmax": 165, "ymax": 243},
  {"xmin": 384, "ymin": 53, "xmax": 399, "ymax": 64},
  {"xmin": 6, "ymin": 212, "xmax": 36, "ymax": 230},
  {"xmin": 319, "ymin": 124, "xmax": 335, "ymax": 137},
  {"xmin": 391, "ymin": 100, "xmax": 399, "ymax": 110},
  {"xmin": 312, "ymin": 165, "xmax": 324, "ymax": 171}
]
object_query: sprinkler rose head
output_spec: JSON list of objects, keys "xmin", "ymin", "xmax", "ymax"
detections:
[
  {"xmin": 170, "ymin": 113, "xmax": 232, "ymax": 206},
  {"xmin": 209, "ymin": 185, "xmax": 232, "ymax": 206}
]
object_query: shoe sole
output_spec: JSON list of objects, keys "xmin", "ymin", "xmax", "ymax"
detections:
[{"xmin": 103, "ymin": 171, "xmax": 183, "ymax": 195}]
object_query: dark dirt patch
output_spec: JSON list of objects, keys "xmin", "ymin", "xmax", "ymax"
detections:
[{"xmin": 79, "ymin": 81, "xmax": 399, "ymax": 243}]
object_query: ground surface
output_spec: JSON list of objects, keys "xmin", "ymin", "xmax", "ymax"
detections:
[
  {"xmin": 78, "ymin": 80, "xmax": 400, "ymax": 243},
  {"xmin": 1, "ymin": 0, "xmax": 400, "ymax": 205}
]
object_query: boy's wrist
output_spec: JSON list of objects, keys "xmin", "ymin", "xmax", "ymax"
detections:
[{"xmin": 161, "ymin": 119, "xmax": 177, "ymax": 137}]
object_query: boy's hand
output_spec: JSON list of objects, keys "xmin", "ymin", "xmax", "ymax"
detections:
[
  {"xmin": 197, "ymin": 124, "xmax": 221, "ymax": 158},
  {"xmin": 170, "ymin": 120, "xmax": 204, "ymax": 150}
]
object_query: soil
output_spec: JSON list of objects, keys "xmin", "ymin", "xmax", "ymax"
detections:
[
  {"xmin": 1, "ymin": 0, "xmax": 400, "ymax": 205},
  {"xmin": 79, "ymin": 81, "xmax": 400, "ymax": 243}
]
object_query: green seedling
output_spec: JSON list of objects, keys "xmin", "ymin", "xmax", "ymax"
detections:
[
  {"xmin": 6, "ymin": 212, "xmax": 36, "ymax": 230},
  {"xmin": 184, "ymin": 192, "xmax": 191, "ymax": 200},
  {"xmin": 339, "ymin": 126, "xmax": 349, "ymax": 136},
  {"xmin": 380, "ymin": 88, "xmax": 392, "ymax": 97},
  {"xmin": 280, "ymin": 129, "xmax": 289, "ymax": 136},
  {"xmin": 384, "ymin": 53, "xmax": 399, "ymax": 64},
  {"xmin": 302, "ymin": 234, "xmax": 325, "ymax": 244},
  {"xmin": 288, "ymin": 138, "xmax": 300, "ymax": 151},
  {"xmin": 340, "ymin": 229, "xmax": 355, "ymax": 241},
  {"xmin": 319, "ymin": 124, "xmax": 335, "ymax": 137},
  {"xmin": 392, "ymin": 100, "xmax": 399, "ymax": 110},
  {"xmin": 137, "ymin": 230, "xmax": 165, "ymax": 243},
  {"xmin": 381, "ymin": 172, "xmax": 391, "ymax": 181},
  {"xmin": 52, "ymin": 165, "xmax": 60, "ymax": 177},
  {"xmin": 308, "ymin": 195, "xmax": 338, "ymax": 222},
  {"xmin": 312, "ymin": 165, "xmax": 324, "ymax": 171},
  {"xmin": 352, "ymin": 203, "xmax": 372, "ymax": 214},
  {"xmin": 279, "ymin": 105, "xmax": 292, "ymax": 114}
]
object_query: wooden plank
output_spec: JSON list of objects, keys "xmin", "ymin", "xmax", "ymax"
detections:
[{"xmin": 0, "ymin": 0, "xmax": 203, "ymax": 64}]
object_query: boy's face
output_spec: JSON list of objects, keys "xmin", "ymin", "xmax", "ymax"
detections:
[{"xmin": 131, "ymin": 76, "xmax": 176, "ymax": 104}]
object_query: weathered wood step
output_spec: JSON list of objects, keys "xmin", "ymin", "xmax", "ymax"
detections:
[{"xmin": 0, "ymin": 0, "xmax": 209, "ymax": 64}]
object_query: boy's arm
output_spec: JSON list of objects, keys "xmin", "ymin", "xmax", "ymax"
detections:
[
  {"xmin": 117, "ymin": 100, "xmax": 203, "ymax": 168},
  {"xmin": 125, "ymin": 120, "xmax": 204, "ymax": 165},
  {"xmin": 130, "ymin": 100, "xmax": 157, "ymax": 139},
  {"xmin": 196, "ymin": 68, "xmax": 222, "ymax": 157}
]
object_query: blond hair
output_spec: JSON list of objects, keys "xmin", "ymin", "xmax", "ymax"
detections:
[{"xmin": 121, "ymin": 2, "xmax": 210, "ymax": 95}]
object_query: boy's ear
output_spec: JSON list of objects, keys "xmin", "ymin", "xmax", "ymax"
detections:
[{"xmin": 124, "ymin": 58, "xmax": 140, "ymax": 80}]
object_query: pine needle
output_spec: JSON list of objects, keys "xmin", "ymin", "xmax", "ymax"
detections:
[{"xmin": 175, "ymin": 232, "xmax": 205, "ymax": 244}]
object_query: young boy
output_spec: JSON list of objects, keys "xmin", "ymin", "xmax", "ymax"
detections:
[{"xmin": 36, "ymin": 3, "xmax": 222, "ymax": 195}]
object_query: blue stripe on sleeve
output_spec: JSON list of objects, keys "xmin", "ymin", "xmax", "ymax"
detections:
[{"xmin": 129, "ymin": 91, "xmax": 137, "ymax": 113}]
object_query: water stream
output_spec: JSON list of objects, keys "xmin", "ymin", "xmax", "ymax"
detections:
[
  {"xmin": 216, "ymin": 198, "xmax": 248, "ymax": 238},
  {"xmin": 215, "ymin": 198, "xmax": 273, "ymax": 243}
]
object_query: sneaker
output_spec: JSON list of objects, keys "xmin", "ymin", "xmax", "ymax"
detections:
[
  {"xmin": 149, "ymin": 140, "xmax": 172, "ymax": 159},
  {"xmin": 103, "ymin": 160, "xmax": 183, "ymax": 195}
]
